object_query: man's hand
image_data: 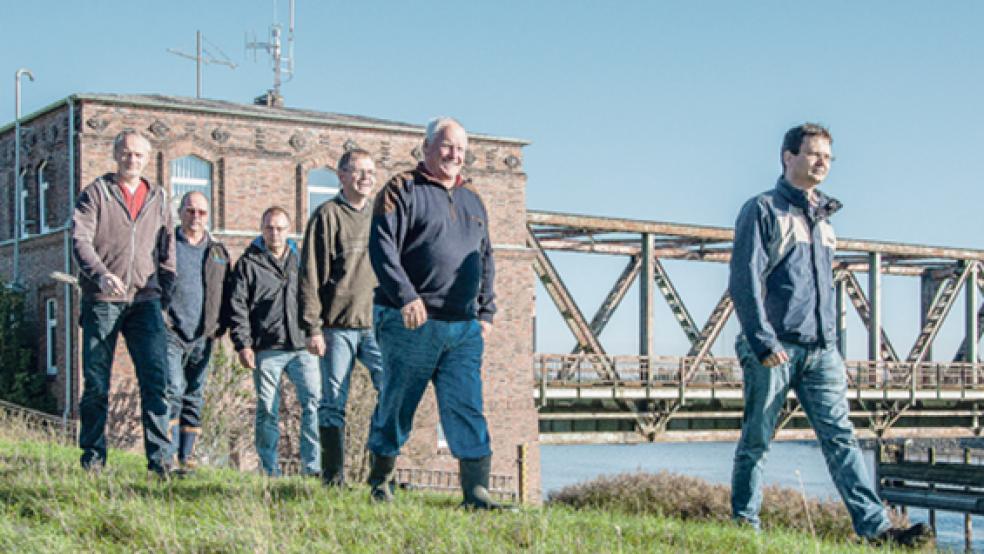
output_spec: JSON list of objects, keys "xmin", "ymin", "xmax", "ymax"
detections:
[
  {"xmin": 99, "ymin": 273, "xmax": 126, "ymax": 296},
  {"xmin": 401, "ymin": 298, "xmax": 428, "ymax": 330},
  {"xmin": 479, "ymin": 321, "xmax": 492, "ymax": 341},
  {"xmin": 307, "ymin": 334, "xmax": 326, "ymax": 357},
  {"xmin": 761, "ymin": 349, "xmax": 790, "ymax": 368},
  {"xmin": 238, "ymin": 347, "xmax": 256, "ymax": 369}
]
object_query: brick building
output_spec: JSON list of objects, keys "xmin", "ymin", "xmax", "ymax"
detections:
[{"xmin": 0, "ymin": 93, "xmax": 540, "ymax": 500}]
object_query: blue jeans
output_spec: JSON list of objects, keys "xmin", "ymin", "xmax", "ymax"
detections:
[
  {"xmin": 253, "ymin": 349, "xmax": 321, "ymax": 476},
  {"xmin": 318, "ymin": 328, "xmax": 384, "ymax": 428},
  {"xmin": 79, "ymin": 299, "xmax": 171, "ymax": 472},
  {"xmin": 367, "ymin": 305, "xmax": 491, "ymax": 460},
  {"xmin": 165, "ymin": 332, "xmax": 212, "ymax": 453},
  {"xmin": 731, "ymin": 337, "xmax": 890, "ymax": 538}
]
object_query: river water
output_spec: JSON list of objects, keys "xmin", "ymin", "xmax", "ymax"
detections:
[{"xmin": 541, "ymin": 441, "xmax": 981, "ymax": 552}]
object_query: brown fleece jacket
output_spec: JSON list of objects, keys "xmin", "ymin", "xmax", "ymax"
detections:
[{"xmin": 72, "ymin": 172, "xmax": 176, "ymax": 303}]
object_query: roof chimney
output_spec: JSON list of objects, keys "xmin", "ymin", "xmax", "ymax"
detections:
[{"xmin": 254, "ymin": 90, "xmax": 284, "ymax": 107}]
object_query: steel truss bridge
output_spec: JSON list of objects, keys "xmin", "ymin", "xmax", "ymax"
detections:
[{"xmin": 527, "ymin": 210, "xmax": 984, "ymax": 444}]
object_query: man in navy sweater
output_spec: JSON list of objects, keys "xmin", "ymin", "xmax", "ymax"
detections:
[{"xmin": 366, "ymin": 117, "xmax": 500, "ymax": 509}]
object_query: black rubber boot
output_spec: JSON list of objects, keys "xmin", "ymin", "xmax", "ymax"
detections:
[
  {"xmin": 319, "ymin": 426, "xmax": 345, "ymax": 487},
  {"xmin": 459, "ymin": 456, "xmax": 510, "ymax": 510},
  {"xmin": 366, "ymin": 454, "xmax": 397, "ymax": 503}
]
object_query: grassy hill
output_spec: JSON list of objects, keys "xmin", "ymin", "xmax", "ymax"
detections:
[{"xmin": 0, "ymin": 417, "xmax": 909, "ymax": 553}]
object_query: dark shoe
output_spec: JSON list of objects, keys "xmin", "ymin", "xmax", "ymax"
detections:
[
  {"xmin": 319, "ymin": 426, "xmax": 346, "ymax": 487},
  {"xmin": 871, "ymin": 523, "xmax": 934, "ymax": 548},
  {"xmin": 366, "ymin": 454, "xmax": 397, "ymax": 503},
  {"xmin": 459, "ymin": 456, "xmax": 512, "ymax": 511},
  {"xmin": 148, "ymin": 465, "xmax": 173, "ymax": 482}
]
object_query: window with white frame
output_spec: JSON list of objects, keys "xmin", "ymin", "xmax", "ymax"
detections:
[
  {"xmin": 307, "ymin": 168, "xmax": 340, "ymax": 217},
  {"xmin": 37, "ymin": 161, "xmax": 49, "ymax": 233},
  {"xmin": 18, "ymin": 168, "xmax": 28, "ymax": 238},
  {"xmin": 169, "ymin": 155, "xmax": 212, "ymax": 224},
  {"xmin": 45, "ymin": 298, "xmax": 58, "ymax": 376}
]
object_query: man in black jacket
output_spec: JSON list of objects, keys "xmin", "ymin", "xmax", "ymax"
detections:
[
  {"xmin": 164, "ymin": 191, "xmax": 230, "ymax": 472},
  {"xmin": 228, "ymin": 206, "xmax": 321, "ymax": 476}
]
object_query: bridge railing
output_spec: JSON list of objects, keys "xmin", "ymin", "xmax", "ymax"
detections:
[{"xmin": 535, "ymin": 354, "xmax": 984, "ymax": 392}]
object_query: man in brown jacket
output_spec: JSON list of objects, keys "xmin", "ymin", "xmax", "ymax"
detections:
[
  {"xmin": 299, "ymin": 149, "xmax": 384, "ymax": 486},
  {"xmin": 72, "ymin": 129, "xmax": 176, "ymax": 476}
]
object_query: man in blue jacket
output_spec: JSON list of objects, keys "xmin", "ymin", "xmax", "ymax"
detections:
[
  {"xmin": 728, "ymin": 123, "xmax": 930, "ymax": 546},
  {"xmin": 366, "ymin": 117, "xmax": 501, "ymax": 509}
]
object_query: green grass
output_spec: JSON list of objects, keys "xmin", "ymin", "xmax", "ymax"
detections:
[{"xmin": 0, "ymin": 420, "xmax": 909, "ymax": 553}]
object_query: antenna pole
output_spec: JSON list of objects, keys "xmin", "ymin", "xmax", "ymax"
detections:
[{"xmin": 196, "ymin": 30, "xmax": 203, "ymax": 99}]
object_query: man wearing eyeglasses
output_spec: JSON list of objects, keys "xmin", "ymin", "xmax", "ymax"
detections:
[
  {"xmin": 163, "ymin": 191, "xmax": 231, "ymax": 473},
  {"xmin": 728, "ymin": 123, "xmax": 931, "ymax": 547},
  {"xmin": 299, "ymin": 149, "xmax": 384, "ymax": 487}
]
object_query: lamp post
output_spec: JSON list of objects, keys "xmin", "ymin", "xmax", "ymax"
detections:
[{"xmin": 13, "ymin": 68, "xmax": 35, "ymax": 287}]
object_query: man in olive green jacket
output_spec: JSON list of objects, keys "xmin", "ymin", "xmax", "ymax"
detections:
[{"xmin": 299, "ymin": 149, "xmax": 384, "ymax": 486}]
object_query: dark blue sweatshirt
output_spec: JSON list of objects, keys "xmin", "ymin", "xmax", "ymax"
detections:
[{"xmin": 369, "ymin": 164, "xmax": 496, "ymax": 322}]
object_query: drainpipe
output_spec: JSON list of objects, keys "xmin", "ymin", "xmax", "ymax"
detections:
[
  {"xmin": 62, "ymin": 98, "xmax": 75, "ymax": 425},
  {"xmin": 13, "ymin": 68, "xmax": 35, "ymax": 286}
]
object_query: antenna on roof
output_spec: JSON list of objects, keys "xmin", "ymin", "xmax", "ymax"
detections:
[
  {"xmin": 167, "ymin": 30, "xmax": 237, "ymax": 99},
  {"xmin": 245, "ymin": 0, "xmax": 295, "ymax": 107}
]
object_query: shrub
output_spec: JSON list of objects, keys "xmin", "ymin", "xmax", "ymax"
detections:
[
  {"xmin": 0, "ymin": 281, "xmax": 56, "ymax": 413},
  {"xmin": 548, "ymin": 470, "xmax": 907, "ymax": 540}
]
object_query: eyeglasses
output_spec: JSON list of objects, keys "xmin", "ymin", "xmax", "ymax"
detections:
[
  {"xmin": 184, "ymin": 208, "xmax": 208, "ymax": 216},
  {"xmin": 803, "ymin": 152, "xmax": 836, "ymax": 163},
  {"xmin": 342, "ymin": 168, "xmax": 376, "ymax": 177}
]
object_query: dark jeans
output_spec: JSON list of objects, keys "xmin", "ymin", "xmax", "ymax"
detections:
[
  {"xmin": 79, "ymin": 299, "xmax": 171, "ymax": 472},
  {"xmin": 165, "ymin": 331, "xmax": 212, "ymax": 434},
  {"xmin": 367, "ymin": 305, "xmax": 491, "ymax": 460}
]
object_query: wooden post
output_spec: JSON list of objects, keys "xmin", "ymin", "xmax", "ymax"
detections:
[
  {"xmin": 898, "ymin": 442, "xmax": 908, "ymax": 518},
  {"xmin": 517, "ymin": 443, "xmax": 528, "ymax": 504},
  {"xmin": 928, "ymin": 447, "xmax": 936, "ymax": 532},
  {"xmin": 965, "ymin": 448, "xmax": 973, "ymax": 552}
]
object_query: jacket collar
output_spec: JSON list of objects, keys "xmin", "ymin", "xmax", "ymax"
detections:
[
  {"xmin": 176, "ymin": 226, "xmax": 212, "ymax": 246},
  {"xmin": 250, "ymin": 236, "xmax": 298, "ymax": 257},
  {"xmin": 414, "ymin": 162, "xmax": 471, "ymax": 189},
  {"xmin": 776, "ymin": 176, "xmax": 842, "ymax": 219}
]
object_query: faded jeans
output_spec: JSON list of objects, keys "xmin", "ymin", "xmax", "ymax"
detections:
[
  {"xmin": 253, "ymin": 349, "xmax": 321, "ymax": 476},
  {"xmin": 367, "ymin": 305, "xmax": 491, "ymax": 460},
  {"xmin": 730, "ymin": 336, "xmax": 891, "ymax": 538},
  {"xmin": 318, "ymin": 328, "xmax": 384, "ymax": 429},
  {"xmin": 79, "ymin": 299, "xmax": 171, "ymax": 472}
]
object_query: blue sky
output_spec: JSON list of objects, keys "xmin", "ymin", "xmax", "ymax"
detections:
[{"xmin": 2, "ymin": 1, "xmax": 982, "ymax": 358}]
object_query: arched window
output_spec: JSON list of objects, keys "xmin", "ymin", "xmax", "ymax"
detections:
[
  {"xmin": 169, "ymin": 155, "xmax": 212, "ymax": 223},
  {"xmin": 308, "ymin": 168, "xmax": 340, "ymax": 217}
]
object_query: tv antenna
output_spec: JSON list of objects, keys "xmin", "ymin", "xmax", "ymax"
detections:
[
  {"xmin": 245, "ymin": 0, "xmax": 295, "ymax": 104},
  {"xmin": 167, "ymin": 30, "xmax": 237, "ymax": 98}
]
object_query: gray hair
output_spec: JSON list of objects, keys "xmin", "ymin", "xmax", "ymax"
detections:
[
  {"xmin": 113, "ymin": 129, "xmax": 151, "ymax": 155},
  {"xmin": 424, "ymin": 117, "xmax": 464, "ymax": 145}
]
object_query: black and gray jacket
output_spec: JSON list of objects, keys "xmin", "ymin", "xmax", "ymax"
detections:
[
  {"xmin": 729, "ymin": 177, "xmax": 842, "ymax": 361},
  {"xmin": 228, "ymin": 237, "xmax": 305, "ymax": 352}
]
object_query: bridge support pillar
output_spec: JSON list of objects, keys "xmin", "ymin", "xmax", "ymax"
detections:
[
  {"xmin": 966, "ymin": 262, "xmax": 978, "ymax": 385},
  {"xmin": 640, "ymin": 233, "xmax": 655, "ymax": 357},
  {"xmin": 869, "ymin": 253, "xmax": 882, "ymax": 364}
]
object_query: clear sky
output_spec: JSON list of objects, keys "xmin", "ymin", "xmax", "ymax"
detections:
[{"xmin": 2, "ymin": 1, "xmax": 982, "ymax": 359}]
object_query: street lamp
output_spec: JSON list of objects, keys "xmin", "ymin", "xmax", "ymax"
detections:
[{"xmin": 12, "ymin": 68, "xmax": 35, "ymax": 288}]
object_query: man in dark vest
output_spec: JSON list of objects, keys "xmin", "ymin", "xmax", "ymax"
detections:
[{"xmin": 164, "ymin": 190, "xmax": 230, "ymax": 472}]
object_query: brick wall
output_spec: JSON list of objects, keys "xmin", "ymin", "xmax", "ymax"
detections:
[{"xmin": 1, "ymin": 96, "xmax": 541, "ymax": 502}]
